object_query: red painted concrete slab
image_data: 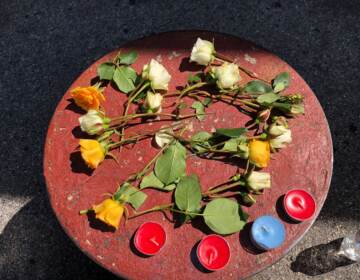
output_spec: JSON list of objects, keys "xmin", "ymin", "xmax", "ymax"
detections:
[{"xmin": 43, "ymin": 31, "xmax": 333, "ymax": 279}]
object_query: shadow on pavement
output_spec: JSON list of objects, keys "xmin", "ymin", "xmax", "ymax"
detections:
[{"xmin": 0, "ymin": 192, "xmax": 119, "ymax": 280}]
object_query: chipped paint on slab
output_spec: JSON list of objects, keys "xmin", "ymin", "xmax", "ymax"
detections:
[
  {"xmin": 168, "ymin": 51, "xmax": 181, "ymax": 60},
  {"xmin": 244, "ymin": 53, "xmax": 257, "ymax": 65}
]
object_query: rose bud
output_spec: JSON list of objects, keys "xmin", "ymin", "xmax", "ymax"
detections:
[
  {"xmin": 144, "ymin": 91, "xmax": 163, "ymax": 113},
  {"xmin": 78, "ymin": 110, "xmax": 110, "ymax": 135},
  {"xmin": 246, "ymin": 171, "xmax": 271, "ymax": 191}
]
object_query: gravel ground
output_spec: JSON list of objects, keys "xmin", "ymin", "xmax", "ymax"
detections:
[{"xmin": 0, "ymin": 0, "xmax": 359, "ymax": 279}]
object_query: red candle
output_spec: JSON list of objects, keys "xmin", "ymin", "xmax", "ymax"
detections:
[
  {"xmin": 197, "ymin": 234, "xmax": 231, "ymax": 271},
  {"xmin": 284, "ymin": 189, "xmax": 316, "ymax": 221},
  {"xmin": 134, "ymin": 222, "xmax": 166, "ymax": 255}
]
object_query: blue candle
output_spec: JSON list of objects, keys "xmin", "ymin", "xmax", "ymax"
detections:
[{"xmin": 250, "ymin": 215, "xmax": 285, "ymax": 250}]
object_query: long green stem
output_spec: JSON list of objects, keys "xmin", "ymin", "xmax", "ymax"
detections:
[
  {"xmin": 203, "ymin": 180, "xmax": 246, "ymax": 196},
  {"xmin": 128, "ymin": 203, "xmax": 174, "ymax": 219}
]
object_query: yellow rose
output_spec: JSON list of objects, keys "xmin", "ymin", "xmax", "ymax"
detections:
[
  {"xmin": 71, "ymin": 86, "xmax": 105, "ymax": 111},
  {"xmin": 249, "ymin": 140, "xmax": 270, "ymax": 168},
  {"xmin": 79, "ymin": 139, "xmax": 105, "ymax": 169},
  {"xmin": 92, "ymin": 198, "xmax": 124, "ymax": 229}
]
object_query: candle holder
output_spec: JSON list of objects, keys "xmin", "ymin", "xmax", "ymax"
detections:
[
  {"xmin": 196, "ymin": 234, "xmax": 231, "ymax": 271},
  {"xmin": 134, "ymin": 221, "xmax": 166, "ymax": 256},
  {"xmin": 283, "ymin": 189, "xmax": 316, "ymax": 222}
]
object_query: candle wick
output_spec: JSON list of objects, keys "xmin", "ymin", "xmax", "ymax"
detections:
[
  {"xmin": 294, "ymin": 197, "xmax": 305, "ymax": 209},
  {"xmin": 149, "ymin": 237, "xmax": 159, "ymax": 247},
  {"xmin": 261, "ymin": 225, "xmax": 269, "ymax": 233},
  {"xmin": 208, "ymin": 251, "xmax": 214, "ymax": 265}
]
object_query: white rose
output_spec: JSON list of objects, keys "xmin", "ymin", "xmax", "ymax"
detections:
[
  {"xmin": 79, "ymin": 110, "xmax": 109, "ymax": 135},
  {"xmin": 246, "ymin": 171, "xmax": 271, "ymax": 191},
  {"xmin": 190, "ymin": 38, "xmax": 215, "ymax": 66},
  {"xmin": 213, "ymin": 63, "xmax": 241, "ymax": 89},
  {"xmin": 142, "ymin": 59, "xmax": 171, "ymax": 90},
  {"xmin": 270, "ymin": 129, "xmax": 292, "ymax": 149},
  {"xmin": 145, "ymin": 91, "xmax": 163, "ymax": 113}
]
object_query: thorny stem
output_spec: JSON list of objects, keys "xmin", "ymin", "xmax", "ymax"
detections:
[
  {"xmin": 109, "ymin": 112, "xmax": 200, "ymax": 127},
  {"xmin": 120, "ymin": 81, "xmax": 150, "ymax": 141},
  {"xmin": 175, "ymin": 81, "xmax": 208, "ymax": 101},
  {"xmin": 127, "ymin": 140, "xmax": 174, "ymax": 182}
]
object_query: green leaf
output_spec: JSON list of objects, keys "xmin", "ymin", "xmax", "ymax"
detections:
[
  {"xmin": 140, "ymin": 172, "xmax": 164, "ymax": 189},
  {"xmin": 188, "ymin": 73, "xmax": 201, "ymax": 84},
  {"xmin": 191, "ymin": 131, "xmax": 212, "ymax": 153},
  {"xmin": 256, "ymin": 92, "xmax": 280, "ymax": 105},
  {"xmin": 244, "ymin": 80, "xmax": 273, "ymax": 94},
  {"xmin": 177, "ymin": 102, "xmax": 187, "ymax": 110},
  {"xmin": 202, "ymin": 97, "xmax": 212, "ymax": 107},
  {"xmin": 191, "ymin": 131, "xmax": 212, "ymax": 142},
  {"xmin": 113, "ymin": 183, "xmax": 147, "ymax": 210},
  {"xmin": 175, "ymin": 175, "xmax": 202, "ymax": 213},
  {"xmin": 140, "ymin": 172, "xmax": 176, "ymax": 192},
  {"xmin": 191, "ymin": 101, "xmax": 206, "ymax": 121},
  {"xmin": 98, "ymin": 62, "xmax": 115, "ymax": 80},
  {"xmin": 215, "ymin": 128, "xmax": 247, "ymax": 138},
  {"xmin": 118, "ymin": 51, "xmax": 138, "ymax": 65},
  {"xmin": 154, "ymin": 142, "xmax": 186, "ymax": 185},
  {"xmin": 272, "ymin": 72, "xmax": 290, "ymax": 93},
  {"xmin": 221, "ymin": 138, "xmax": 239, "ymax": 152},
  {"xmin": 163, "ymin": 183, "xmax": 176, "ymax": 191},
  {"xmin": 113, "ymin": 66, "xmax": 137, "ymax": 93},
  {"xmin": 203, "ymin": 198, "xmax": 246, "ymax": 235},
  {"xmin": 272, "ymin": 102, "xmax": 291, "ymax": 112}
]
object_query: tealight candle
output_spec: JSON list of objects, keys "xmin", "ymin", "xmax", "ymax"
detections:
[
  {"xmin": 196, "ymin": 234, "xmax": 231, "ymax": 271},
  {"xmin": 134, "ymin": 222, "xmax": 166, "ymax": 255},
  {"xmin": 284, "ymin": 189, "xmax": 316, "ymax": 222},
  {"xmin": 251, "ymin": 215, "xmax": 285, "ymax": 250}
]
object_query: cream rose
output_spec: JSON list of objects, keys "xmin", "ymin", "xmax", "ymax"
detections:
[
  {"xmin": 213, "ymin": 62, "xmax": 241, "ymax": 89},
  {"xmin": 190, "ymin": 38, "xmax": 215, "ymax": 66},
  {"xmin": 142, "ymin": 59, "xmax": 171, "ymax": 90}
]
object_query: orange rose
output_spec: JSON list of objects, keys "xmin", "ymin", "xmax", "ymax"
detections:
[
  {"xmin": 92, "ymin": 198, "xmax": 124, "ymax": 229},
  {"xmin": 248, "ymin": 140, "xmax": 270, "ymax": 168},
  {"xmin": 79, "ymin": 139, "xmax": 106, "ymax": 169},
  {"xmin": 71, "ymin": 86, "xmax": 105, "ymax": 111}
]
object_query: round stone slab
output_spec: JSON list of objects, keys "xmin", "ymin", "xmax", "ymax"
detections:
[{"xmin": 43, "ymin": 31, "xmax": 333, "ymax": 280}]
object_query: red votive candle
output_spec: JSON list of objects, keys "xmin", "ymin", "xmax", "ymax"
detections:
[
  {"xmin": 197, "ymin": 234, "xmax": 231, "ymax": 271},
  {"xmin": 284, "ymin": 189, "xmax": 316, "ymax": 222},
  {"xmin": 134, "ymin": 222, "xmax": 166, "ymax": 255}
]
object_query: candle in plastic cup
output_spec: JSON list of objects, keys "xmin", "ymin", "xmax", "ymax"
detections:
[
  {"xmin": 251, "ymin": 215, "xmax": 285, "ymax": 250},
  {"xmin": 284, "ymin": 189, "xmax": 316, "ymax": 222},
  {"xmin": 197, "ymin": 234, "xmax": 231, "ymax": 271},
  {"xmin": 134, "ymin": 222, "xmax": 166, "ymax": 255}
]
